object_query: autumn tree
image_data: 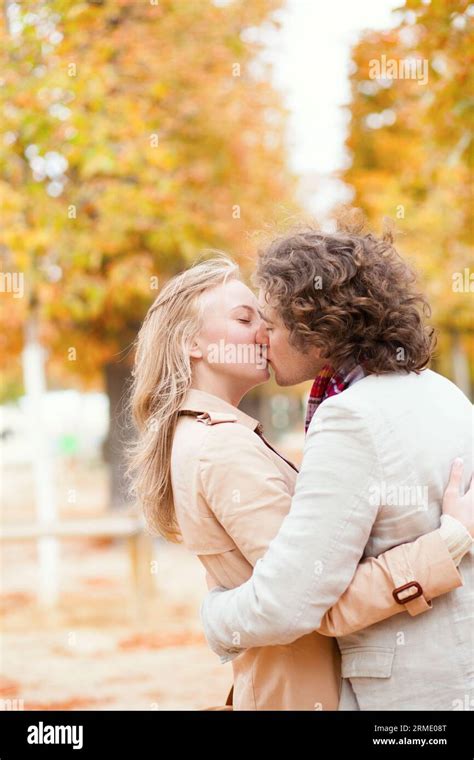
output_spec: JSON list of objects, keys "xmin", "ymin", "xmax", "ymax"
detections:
[
  {"xmin": 0, "ymin": 0, "xmax": 298, "ymax": 506},
  {"xmin": 342, "ymin": 0, "xmax": 473, "ymax": 395}
]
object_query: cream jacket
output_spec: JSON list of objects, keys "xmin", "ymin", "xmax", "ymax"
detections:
[{"xmin": 171, "ymin": 386, "xmax": 468, "ymax": 710}]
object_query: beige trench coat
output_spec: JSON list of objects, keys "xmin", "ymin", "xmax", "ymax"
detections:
[{"xmin": 170, "ymin": 389, "xmax": 463, "ymax": 710}]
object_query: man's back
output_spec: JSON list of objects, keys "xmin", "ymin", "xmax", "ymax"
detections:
[{"xmin": 328, "ymin": 369, "xmax": 472, "ymax": 710}]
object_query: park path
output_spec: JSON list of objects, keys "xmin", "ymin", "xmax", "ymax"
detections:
[{"xmin": 1, "ymin": 484, "xmax": 232, "ymax": 711}]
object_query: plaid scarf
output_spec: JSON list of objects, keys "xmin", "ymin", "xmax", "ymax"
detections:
[{"xmin": 304, "ymin": 362, "xmax": 366, "ymax": 434}]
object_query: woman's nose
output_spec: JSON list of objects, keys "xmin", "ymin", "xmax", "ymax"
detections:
[{"xmin": 255, "ymin": 320, "xmax": 269, "ymax": 345}]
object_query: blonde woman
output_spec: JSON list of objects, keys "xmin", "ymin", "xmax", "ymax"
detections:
[{"xmin": 128, "ymin": 256, "xmax": 472, "ymax": 711}]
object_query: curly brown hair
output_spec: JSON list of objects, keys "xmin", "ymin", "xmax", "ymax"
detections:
[{"xmin": 254, "ymin": 219, "xmax": 435, "ymax": 374}]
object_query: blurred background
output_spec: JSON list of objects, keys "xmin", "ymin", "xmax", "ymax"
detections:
[{"xmin": 1, "ymin": 0, "xmax": 472, "ymax": 710}]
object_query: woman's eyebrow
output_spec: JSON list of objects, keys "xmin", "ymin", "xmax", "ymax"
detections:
[
  {"xmin": 230, "ymin": 304, "xmax": 273, "ymax": 323},
  {"xmin": 230, "ymin": 304, "xmax": 255, "ymax": 314}
]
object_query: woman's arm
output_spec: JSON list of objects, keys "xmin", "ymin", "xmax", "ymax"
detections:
[
  {"xmin": 317, "ymin": 458, "xmax": 472, "ymax": 636},
  {"xmin": 317, "ymin": 517, "xmax": 470, "ymax": 636},
  {"xmin": 201, "ymin": 427, "xmax": 472, "ymax": 636}
]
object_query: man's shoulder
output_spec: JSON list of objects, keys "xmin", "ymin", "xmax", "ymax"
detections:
[
  {"xmin": 307, "ymin": 369, "xmax": 469, "ymax": 438},
  {"xmin": 319, "ymin": 369, "xmax": 465, "ymax": 410}
]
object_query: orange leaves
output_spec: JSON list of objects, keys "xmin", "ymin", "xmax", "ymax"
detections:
[
  {"xmin": 343, "ymin": 0, "xmax": 473, "ymax": 382},
  {"xmin": 2, "ymin": 0, "xmax": 294, "ymax": 392}
]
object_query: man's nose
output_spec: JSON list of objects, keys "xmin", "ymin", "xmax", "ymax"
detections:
[{"xmin": 255, "ymin": 320, "xmax": 269, "ymax": 345}]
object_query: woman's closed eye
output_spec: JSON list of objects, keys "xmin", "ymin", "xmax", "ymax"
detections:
[{"xmin": 237, "ymin": 319, "xmax": 251, "ymax": 324}]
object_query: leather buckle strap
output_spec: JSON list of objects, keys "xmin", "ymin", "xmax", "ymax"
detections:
[
  {"xmin": 392, "ymin": 581, "xmax": 423, "ymax": 605},
  {"xmin": 178, "ymin": 410, "xmax": 237, "ymax": 425}
]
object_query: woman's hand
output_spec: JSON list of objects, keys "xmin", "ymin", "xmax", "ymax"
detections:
[{"xmin": 442, "ymin": 458, "xmax": 474, "ymax": 537}]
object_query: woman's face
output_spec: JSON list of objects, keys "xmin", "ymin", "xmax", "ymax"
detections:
[{"xmin": 190, "ymin": 278, "xmax": 270, "ymax": 393}]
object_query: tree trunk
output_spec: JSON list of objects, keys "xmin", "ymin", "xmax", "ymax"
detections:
[
  {"xmin": 451, "ymin": 332, "xmax": 472, "ymax": 400},
  {"xmin": 102, "ymin": 361, "xmax": 134, "ymax": 510},
  {"xmin": 239, "ymin": 387, "xmax": 272, "ymax": 435}
]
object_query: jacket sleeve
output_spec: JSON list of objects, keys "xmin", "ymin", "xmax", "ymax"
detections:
[
  {"xmin": 199, "ymin": 414, "xmax": 466, "ymax": 659},
  {"xmin": 317, "ymin": 527, "xmax": 465, "ymax": 636}
]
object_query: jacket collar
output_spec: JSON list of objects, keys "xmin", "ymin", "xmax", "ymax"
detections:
[{"xmin": 180, "ymin": 388, "xmax": 261, "ymax": 431}]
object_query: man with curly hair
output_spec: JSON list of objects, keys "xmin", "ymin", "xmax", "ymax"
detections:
[{"xmin": 201, "ymin": 222, "xmax": 473, "ymax": 710}]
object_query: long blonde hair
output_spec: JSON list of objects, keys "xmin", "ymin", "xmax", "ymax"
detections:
[{"xmin": 127, "ymin": 255, "xmax": 239, "ymax": 541}]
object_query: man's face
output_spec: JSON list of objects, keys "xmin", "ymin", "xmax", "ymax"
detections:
[{"xmin": 256, "ymin": 288, "xmax": 326, "ymax": 386}]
